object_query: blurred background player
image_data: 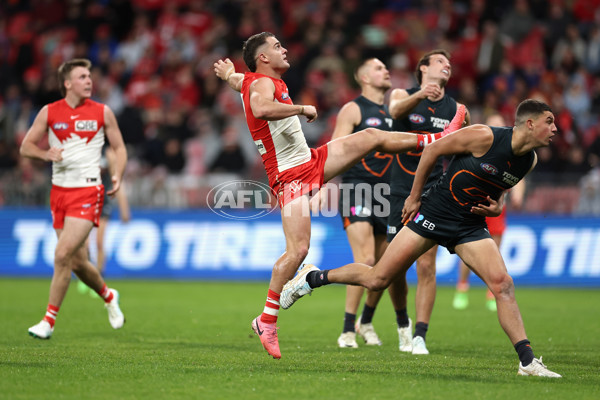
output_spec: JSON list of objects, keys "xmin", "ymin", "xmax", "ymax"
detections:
[
  {"xmin": 453, "ymin": 114, "xmax": 526, "ymax": 312},
  {"xmin": 326, "ymin": 58, "xmax": 394, "ymax": 348},
  {"xmin": 387, "ymin": 50, "xmax": 470, "ymax": 354},
  {"xmin": 20, "ymin": 58, "xmax": 127, "ymax": 339},
  {"xmin": 78, "ymin": 146, "xmax": 131, "ymax": 295}
]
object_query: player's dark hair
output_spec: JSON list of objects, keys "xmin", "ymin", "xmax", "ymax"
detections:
[
  {"xmin": 515, "ymin": 99, "xmax": 553, "ymax": 126},
  {"xmin": 243, "ymin": 32, "xmax": 275, "ymax": 72},
  {"xmin": 57, "ymin": 58, "xmax": 92, "ymax": 97},
  {"xmin": 415, "ymin": 49, "xmax": 450, "ymax": 85}
]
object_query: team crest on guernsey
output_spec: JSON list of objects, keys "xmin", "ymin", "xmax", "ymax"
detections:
[
  {"xmin": 281, "ymin": 92, "xmax": 290, "ymax": 101},
  {"xmin": 365, "ymin": 117, "xmax": 382, "ymax": 127},
  {"xmin": 409, "ymin": 114, "xmax": 425, "ymax": 124},
  {"xmin": 480, "ymin": 163, "xmax": 499, "ymax": 175}
]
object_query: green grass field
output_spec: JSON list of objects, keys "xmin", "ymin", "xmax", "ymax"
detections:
[{"xmin": 1, "ymin": 278, "xmax": 599, "ymax": 400}]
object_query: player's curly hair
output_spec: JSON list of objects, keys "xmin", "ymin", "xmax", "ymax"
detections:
[
  {"xmin": 243, "ymin": 32, "xmax": 275, "ymax": 72},
  {"xmin": 415, "ymin": 49, "xmax": 451, "ymax": 85},
  {"xmin": 57, "ymin": 58, "xmax": 92, "ymax": 97}
]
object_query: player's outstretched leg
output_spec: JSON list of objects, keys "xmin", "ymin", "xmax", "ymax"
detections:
[
  {"xmin": 280, "ymin": 264, "xmax": 320, "ymax": 309},
  {"xmin": 251, "ymin": 316, "xmax": 281, "ymax": 359},
  {"xmin": 517, "ymin": 357, "xmax": 562, "ymax": 378}
]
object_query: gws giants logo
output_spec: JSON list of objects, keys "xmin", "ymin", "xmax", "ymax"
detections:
[{"xmin": 207, "ymin": 180, "xmax": 276, "ymax": 220}]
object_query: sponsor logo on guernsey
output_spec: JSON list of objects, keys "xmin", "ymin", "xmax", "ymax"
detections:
[
  {"xmin": 480, "ymin": 163, "xmax": 499, "ymax": 175},
  {"xmin": 70, "ymin": 115, "xmax": 80, "ymax": 120},
  {"xmin": 281, "ymin": 92, "xmax": 290, "ymax": 101},
  {"xmin": 53, "ymin": 122, "xmax": 69, "ymax": 130},
  {"xmin": 409, "ymin": 113, "xmax": 425, "ymax": 124},
  {"xmin": 365, "ymin": 117, "xmax": 382, "ymax": 127},
  {"xmin": 75, "ymin": 120, "xmax": 98, "ymax": 132}
]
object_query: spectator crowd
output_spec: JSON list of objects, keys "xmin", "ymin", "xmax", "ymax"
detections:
[{"xmin": 0, "ymin": 0, "xmax": 599, "ymax": 213}]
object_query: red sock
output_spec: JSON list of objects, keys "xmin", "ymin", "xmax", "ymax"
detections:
[
  {"xmin": 43, "ymin": 304, "xmax": 59, "ymax": 328},
  {"xmin": 260, "ymin": 289, "xmax": 280, "ymax": 324},
  {"xmin": 97, "ymin": 283, "xmax": 114, "ymax": 303},
  {"xmin": 415, "ymin": 132, "xmax": 445, "ymax": 151}
]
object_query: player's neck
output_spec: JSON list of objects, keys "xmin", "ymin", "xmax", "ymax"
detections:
[
  {"xmin": 255, "ymin": 66, "xmax": 283, "ymax": 80},
  {"xmin": 64, "ymin": 94, "xmax": 87, "ymax": 109},
  {"xmin": 361, "ymin": 86, "xmax": 386, "ymax": 105},
  {"xmin": 511, "ymin": 126, "xmax": 535, "ymax": 155}
]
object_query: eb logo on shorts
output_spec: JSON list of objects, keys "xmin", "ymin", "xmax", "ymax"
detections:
[{"xmin": 415, "ymin": 213, "xmax": 436, "ymax": 231}]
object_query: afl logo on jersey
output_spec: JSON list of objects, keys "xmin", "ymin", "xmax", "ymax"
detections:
[
  {"xmin": 409, "ymin": 114, "xmax": 425, "ymax": 124},
  {"xmin": 53, "ymin": 122, "xmax": 68, "ymax": 130},
  {"xmin": 480, "ymin": 163, "xmax": 498, "ymax": 175},
  {"xmin": 281, "ymin": 92, "xmax": 290, "ymax": 101},
  {"xmin": 365, "ymin": 117, "xmax": 382, "ymax": 127}
]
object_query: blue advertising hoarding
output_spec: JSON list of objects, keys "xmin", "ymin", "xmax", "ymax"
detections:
[{"xmin": 1, "ymin": 208, "xmax": 599, "ymax": 286}]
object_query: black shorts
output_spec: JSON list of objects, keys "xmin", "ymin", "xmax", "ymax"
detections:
[
  {"xmin": 404, "ymin": 206, "xmax": 491, "ymax": 254},
  {"xmin": 339, "ymin": 183, "xmax": 388, "ymax": 236},
  {"xmin": 386, "ymin": 193, "xmax": 406, "ymax": 242}
]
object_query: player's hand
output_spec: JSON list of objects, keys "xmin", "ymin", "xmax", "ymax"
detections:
[
  {"xmin": 419, "ymin": 83, "xmax": 442, "ymax": 100},
  {"xmin": 470, "ymin": 195, "xmax": 503, "ymax": 217},
  {"xmin": 214, "ymin": 58, "xmax": 235, "ymax": 81},
  {"xmin": 45, "ymin": 147, "xmax": 64, "ymax": 162},
  {"xmin": 107, "ymin": 175, "xmax": 121, "ymax": 197},
  {"xmin": 401, "ymin": 194, "xmax": 421, "ymax": 224},
  {"xmin": 301, "ymin": 105, "xmax": 318, "ymax": 123}
]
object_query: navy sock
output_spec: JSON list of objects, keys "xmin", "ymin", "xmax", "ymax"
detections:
[
  {"xmin": 307, "ymin": 270, "xmax": 329, "ymax": 288},
  {"xmin": 414, "ymin": 322, "xmax": 429, "ymax": 340},
  {"xmin": 343, "ymin": 312, "xmax": 356, "ymax": 333},
  {"xmin": 360, "ymin": 304, "xmax": 376, "ymax": 324},
  {"xmin": 395, "ymin": 308, "xmax": 409, "ymax": 328},
  {"xmin": 514, "ymin": 339, "xmax": 535, "ymax": 366}
]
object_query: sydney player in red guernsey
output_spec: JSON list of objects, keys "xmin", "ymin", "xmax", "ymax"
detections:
[
  {"xmin": 20, "ymin": 59, "xmax": 127, "ymax": 339},
  {"xmin": 214, "ymin": 32, "xmax": 466, "ymax": 359}
]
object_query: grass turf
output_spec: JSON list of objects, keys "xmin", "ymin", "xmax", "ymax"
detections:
[{"xmin": 1, "ymin": 278, "xmax": 599, "ymax": 399}]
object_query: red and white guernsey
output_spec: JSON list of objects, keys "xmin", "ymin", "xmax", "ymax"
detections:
[
  {"xmin": 241, "ymin": 72, "xmax": 311, "ymax": 179},
  {"xmin": 47, "ymin": 99, "xmax": 105, "ymax": 187}
]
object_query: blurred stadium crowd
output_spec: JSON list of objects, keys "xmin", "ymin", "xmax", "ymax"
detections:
[{"xmin": 1, "ymin": 0, "xmax": 599, "ymax": 213}]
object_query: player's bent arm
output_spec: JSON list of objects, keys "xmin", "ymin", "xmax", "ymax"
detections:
[
  {"xmin": 331, "ymin": 102, "xmax": 361, "ymax": 140},
  {"xmin": 250, "ymin": 78, "xmax": 305, "ymax": 121},
  {"xmin": 20, "ymin": 106, "xmax": 60, "ymax": 161},
  {"xmin": 226, "ymin": 73, "xmax": 244, "ymax": 92},
  {"xmin": 389, "ymin": 88, "xmax": 418, "ymax": 119},
  {"xmin": 103, "ymin": 105, "xmax": 127, "ymax": 195}
]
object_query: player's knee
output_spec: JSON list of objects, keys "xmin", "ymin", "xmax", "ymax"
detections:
[
  {"xmin": 362, "ymin": 127, "xmax": 383, "ymax": 145},
  {"xmin": 488, "ymin": 273, "xmax": 514, "ymax": 299},
  {"xmin": 54, "ymin": 248, "xmax": 72, "ymax": 269},
  {"xmin": 290, "ymin": 243, "xmax": 310, "ymax": 264},
  {"xmin": 366, "ymin": 273, "xmax": 389, "ymax": 292},
  {"xmin": 416, "ymin": 261, "xmax": 436, "ymax": 280}
]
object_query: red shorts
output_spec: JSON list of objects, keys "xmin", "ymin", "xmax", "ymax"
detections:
[
  {"xmin": 50, "ymin": 185, "xmax": 104, "ymax": 229},
  {"xmin": 486, "ymin": 207, "xmax": 507, "ymax": 236},
  {"xmin": 270, "ymin": 145, "xmax": 328, "ymax": 208}
]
